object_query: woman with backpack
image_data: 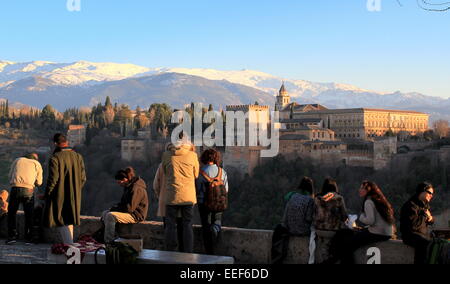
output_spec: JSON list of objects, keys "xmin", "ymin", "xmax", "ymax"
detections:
[{"xmin": 195, "ymin": 148, "xmax": 229, "ymax": 255}]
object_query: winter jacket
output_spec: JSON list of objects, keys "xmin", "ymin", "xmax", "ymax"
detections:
[
  {"xmin": 313, "ymin": 193, "xmax": 348, "ymax": 231},
  {"xmin": 359, "ymin": 198, "xmax": 394, "ymax": 237},
  {"xmin": 43, "ymin": 148, "xmax": 86, "ymax": 228},
  {"xmin": 400, "ymin": 196, "xmax": 434, "ymax": 241},
  {"xmin": 195, "ymin": 164, "xmax": 228, "ymax": 205},
  {"xmin": 162, "ymin": 143, "xmax": 199, "ymax": 206},
  {"xmin": 9, "ymin": 157, "xmax": 43, "ymax": 190},
  {"xmin": 111, "ymin": 177, "xmax": 148, "ymax": 222},
  {"xmin": 153, "ymin": 163, "xmax": 167, "ymax": 217}
]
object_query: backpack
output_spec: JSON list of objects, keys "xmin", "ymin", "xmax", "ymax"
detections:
[
  {"xmin": 426, "ymin": 238, "xmax": 450, "ymax": 264},
  {"xmin": 95, "ymin": 242, "xmax": 139, "ymax": 264},
  {"xmin": 200, "ymin": 167, "xmax": 228, "ymax": 212}
]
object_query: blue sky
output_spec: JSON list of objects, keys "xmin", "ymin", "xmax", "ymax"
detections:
[{"xmin": 1, "ymin": 0, "xmax": 449, "ymax": 98}]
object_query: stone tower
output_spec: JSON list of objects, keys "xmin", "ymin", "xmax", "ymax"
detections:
[{"xmin": 275, "ymin": 82, "xmax": 291, "ymax": 111}]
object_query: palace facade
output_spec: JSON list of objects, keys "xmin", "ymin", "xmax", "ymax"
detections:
[{"xmin": 275, "ymin": 83, "xmax": 429, "ymax": 139}]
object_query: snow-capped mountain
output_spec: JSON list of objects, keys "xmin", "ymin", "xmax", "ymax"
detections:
[
  {"xmin": 0, "ymin": 60, "xmax": 381, "ymax": 97},
  {"xmin": 0, "ymin": 60, "xmax": 449, "ymax": 121},
  {"xmin": 0, "ymin": 60, "xmax": 150, "ymax": 87},
  {"xmin": 148, "ymin": 67, "xmax": 373, "ymax": 98},
  {"xmin": 0, "ymin": 72, "xmax": 274, "ymax": 111}
]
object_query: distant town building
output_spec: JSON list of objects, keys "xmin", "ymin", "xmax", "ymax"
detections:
[
  {"xmin": 67, "ymin": 125, "xmax": 86, "ymax": 147},
  {"xmin": 121, "ymin": 138, "xmax": 146, "ymax": 162}
]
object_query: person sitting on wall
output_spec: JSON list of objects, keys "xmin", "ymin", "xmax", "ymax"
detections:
[
  {"xmin": 400, "ymin": 182, "xmax": 435, "ymax": 264},
  {"xmin": 313, "ymin": 178, "xmax": 348, "ymax": 232},
  {"xmin": 281, "ymin": 177, "xmax": 315, "ymax": 237},
  {"xmin": 101, "ymin": 167, "xmax": 149, "ymax": 244},
  {"xmin": 333, "ymin": 181, "xmax": 396, "ymax": 264}
]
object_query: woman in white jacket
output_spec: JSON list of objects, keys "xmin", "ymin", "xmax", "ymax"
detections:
[{"xmin": 335, "ymin": 181, "xmax": 395, "ymax": 264}]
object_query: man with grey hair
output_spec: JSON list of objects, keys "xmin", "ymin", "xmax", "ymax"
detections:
[{"xmin": 6, "ymin": 152, "xmax": 43, "ymax": 244}]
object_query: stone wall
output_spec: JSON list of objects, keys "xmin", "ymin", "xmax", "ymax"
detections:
[{"xmin": 0, "ymin": 214, "xmax": 416, "ymax": 264}]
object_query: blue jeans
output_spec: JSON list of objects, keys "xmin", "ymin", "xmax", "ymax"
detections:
[
  {"xmin": 164, "ymin": 205, "xmax": 194, "ymax": 253},
  {"xmin": 7, "ymin": 187, "xmax": 34, "ymax": 239}
]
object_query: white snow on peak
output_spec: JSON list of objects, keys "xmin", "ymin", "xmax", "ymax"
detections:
[
  {"xmin": 0, "ymin": 60, "xmax": 384, "ymax": 98},
  {"xmin": 0, "ymin": 60, "xmax": 152, "ymax": 86}
]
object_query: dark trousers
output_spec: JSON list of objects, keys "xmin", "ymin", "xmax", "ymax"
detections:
[
  {"xmin": 331, "ymin": 228, "xmax": 390, "ymax": 264},
  {"xmin": 271, "ymin": 224, "xmax": 291, "ymax": 264},
  {"xmin": 403, "ymin": 234, "xmax": 431, "ymax": 264},
  {"xmin": 198, "ymin": 204, "xmax": 223, "ymax": 255},
  {"xmin": 163, "ymin": 217, "xmax": 185, "ymax": 252},
  {"xmin": 7, "ymin": 187, "xmax": 34, "ymax": 239},
  {"xmin": 165, "ymin": 205, "xmax": 194, "ymax": 253}
]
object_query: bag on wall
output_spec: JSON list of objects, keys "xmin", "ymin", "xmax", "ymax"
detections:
[
  {"xmin": 426, "ymin": 238, "xmax": 450, "ymax": 264},
  {"xmin": 95, "ymin": 241, "xmax": 139, "ymax": 264}
]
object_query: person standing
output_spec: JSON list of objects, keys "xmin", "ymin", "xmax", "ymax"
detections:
[
  {"xmin": 162, "ymin": 138, "xmax": 199, "ymax": 253},
  {"xmin": 42, "ymin": 134, "xmax": 86, "ymax": 244},
  {"xmin": 400, "ymin": 182, "xmax": 435, "ymax": 264},
  {"xmin": 101, "ymin": 167, "xmax": 148, "ymax": 243},
  {"xmin": 195, "ymin": 149, "xmax": 229, "ymax": 255},
  {"xmin": 153, "ymin": 154, "xmax": 185, "ymax": 251},
  {"xmin": 6, "ymin": 153, "xmax": 43, "ymax": 244}
]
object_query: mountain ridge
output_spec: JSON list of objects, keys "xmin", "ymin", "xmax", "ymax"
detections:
[{"xmin": 0, "ymin": 60, "xmax": 448, "ymax": 121}]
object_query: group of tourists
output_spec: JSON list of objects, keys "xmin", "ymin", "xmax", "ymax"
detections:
[
  {"xmin": 2, "ymin": 133, "xmax": 228, "ymax": 257},
  {"xmin": 152, "ymin": 138, "xmax": 228, "ymax": 254},
  {"xmin": 277, "ymin": 177, "xmax": 438, "ymax": 264},
  {"xmin": 1, "ymin": 132, "xmax": 445, "ymax": 264}
]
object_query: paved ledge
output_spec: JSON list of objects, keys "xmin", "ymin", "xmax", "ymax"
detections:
[
  {"xmin": 1, "ymin": 214, "xmax": 416, "ymax": 264},
  {"xmin": 0, "ymin": 241, "xmax": 54, "ymax": 264},
  {"xmin": 87, "ymin": 249, "xmax": 234, "ymax": 264}
]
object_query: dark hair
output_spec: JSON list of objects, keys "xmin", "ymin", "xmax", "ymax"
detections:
[
  {"xmin": 24, "ymin": 153, "xmax": 38, "ymax": 161},
  {"xmin": 115, "ymin": 167, "xmax": 136, "ymax": 181},
  {"xmin": 320, "ymin": 178, "xmax": 339, "ymax": 196},
  {"xmin": 416, "ymin": 182, "xmax": 433, "ymax": 196},
  {"xmin": 361, "ymin": 181, "xmax": 395, "ymax": 225},
  {"xmin": 200, "ymin": 149, "xmax": 221, "ymax": 165},
  {"xmin": 53, "ymin": 133, "xmax": 67, "ymax": 144},
  {"xmin": 298, "ymin": 177, "xmax": 314, "ymax": 195}
]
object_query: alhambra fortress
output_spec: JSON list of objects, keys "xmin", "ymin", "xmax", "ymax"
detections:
[
  {"xmin": 223, "ymin": 83, "xmax": 429, "ymax": 175},
  {"xmin": 31, "ymin": 83, "xmax": 436, "ymax": 177}
]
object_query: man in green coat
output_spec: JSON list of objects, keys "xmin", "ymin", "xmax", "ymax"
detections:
[{"xmin": 42, "ymin": 133, "xmax": 86, "ymax": 244}]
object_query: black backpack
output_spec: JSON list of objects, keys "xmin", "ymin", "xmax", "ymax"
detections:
[
  {"xmin": 200, "ymin": 167, "xmax": 228, "ymax": 212},
  {"xmin": 95, "ymin": 242, "xmax": 139, "ymax": 264},
  {"xmin": 426, "ymin": 238, "xmax": 450, "ymax": 264}
]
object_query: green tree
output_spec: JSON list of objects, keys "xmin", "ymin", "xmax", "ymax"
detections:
[
  {"xmin": 40, "ymin": 104, "xmax": 56, "ymax": 129},
  {"xmin": 149, "ymin": 103, "xmax": 173, "ymax": 137}
]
